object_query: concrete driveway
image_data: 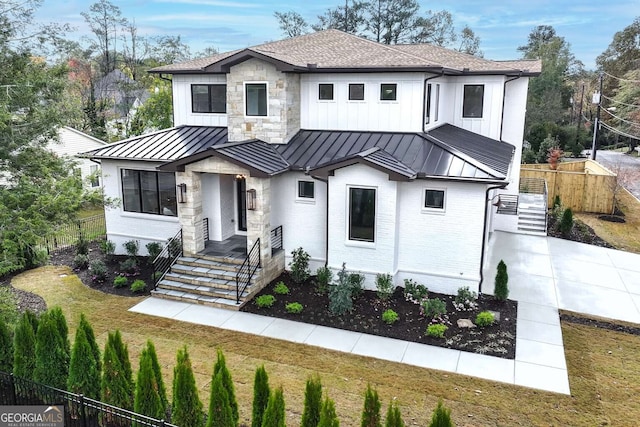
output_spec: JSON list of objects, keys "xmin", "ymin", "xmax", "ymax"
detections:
[{"xmin": 484, "ymin": 231, "xmax": 640, "ymax": 324}]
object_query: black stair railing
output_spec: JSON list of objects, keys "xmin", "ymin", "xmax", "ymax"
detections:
[
  {"xmin": 152, "ymin": 229, "xmax": 183, "ymax": 289},
  {"xmin": 236, "ymin": 238, "xmax": 260, "ymax": 304}
]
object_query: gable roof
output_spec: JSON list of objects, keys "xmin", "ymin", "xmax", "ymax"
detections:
[{"xmin": 150, "ymin": 29, "xmax": 540, "ymax": 76}]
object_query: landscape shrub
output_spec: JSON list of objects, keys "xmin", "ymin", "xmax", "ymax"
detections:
[
  {"xmin": 428, "ymin": 399, "xmax": 453, "ymax": 427},
  {"xmin": 78, "ymin": 313, "xmax": 101, "ymax": 373},
  {"xmin": 262, "ymin": 386, "xmax": 286, "ymax": 427},
  {"xmin": 99, "ymin": 240, "xmax": 116, "ymax": 258},
  {"xmin": 119, "ymin": 258, "xmax": 139, "ymax": 276},
  {"xmin": 426, "ymin": 324, "xmax": 448, "ymax": 338},
  {"xmin": 453, "ymin": 286, "xmax": 478, "ymax": 311},
  {"xmin": 206, "ymin": 370, "xmax": 233, "ymax": 427},
  {"xmin": 420, "ymin": 298, "xmax": 446, "ymax": 319},
  {"xmin": 318, "ymin": 395, "xmax": 339, "ymax": 427},
  {"xmin": 123, "ymin": 239, "xmax": 140, "ymax": 257},
  {"xmin": 273, "ymin": 281, "xmax": 289, "ymax": 295},
  {"xmin": 0, "ymin": 319, "xmax": 13, "ymax": 372},
  {"xmin": 146, "ymin": 242, "xmax": 162, "ymax": 261},
  {"xmin": 76, "ymin": 237, "xmax": 89, "ymax": 255},
  {"xmin": 475, "ymin": 311, "xmax": 495, "ymax": 327},
  {"xmin": 301, "ymin": 374, "xmax": 322, "ymax": 427},
  {"xmin": 213, "ymin": 349, "xmax": 238, "ymax": 425},
  {"xmin": 252, "ymin": 365, "xmax": 270, "ymax": 427},
  {"xmin": 361, "ymin": 383, "xmax": 382, "ymax": 427},
  {"xmin": 315, "ymin": 266, "xmax": 333, "ymax": 294},
  {"xmin": 68, "ymin": 326, "xmax": 100, "ymax": 399},
  {"xmin": 256, "ymin": 295, "xmax": 276, "ymax": 309},
  {"xmin": 289, "ymin": 247, "xmax": 311, "ymax": 284},
  {"xmin": 375, "ymin": 273, "xmax": 394, "ymax": 301},
  {"xmin": 559, "ymin": 207, "xmax": 574, "ymax": 237},
  {"xmin": 130, "ymin": 279, "xmax": 146, "ymax": 293},
  {"xmin": 172, "ymin": 346, "xmax": 203, "ymax": 427},
  {"xmin": 113, "ymin": 275, "xmax": 128, "ymax": 288},
  {"xmin": 403, "ymin": 279, "xmax": 428, "ymax": 304},
  {"xmin": 134, "ymin": 341, "xmax": 167, "ymax": 420},
  {"xmin": 348, "ymin": 272, "xmax": 365, "ymax": 298},
  {"xmin": 329, "ymin": 264, "xmax": 354, "ymax": 316},
  {"xmin": 34, "ymin": 309, "xmax": 69, "ymax": 389},
  {"xmin": 13, "ymin": 311, "xmax": 37, "ymax": 380},
  {"xmin": 381, "ymin": 309, "xmax": 399, "ymax": 325},
  {"xmin": 101, "ymin": 330, "xmax": 134, "ymax": 410},
  {"xmin": 385, "ymin": 400, "xmax": 404, "ymax": 427},
  {"xmin": 285, "ymin": 302, "xmax": 303, "ymax": 314},
  {"xmin": 0, "ymin": 287, "xmax": 18, "ymax": 327},
  {"xmin": 72, "ymin": 254, "xmax": 90, "ymax": 270},
  {"xmin": 494, "ymin": 260, "xmax": 509, "ymax": 301},
  {"xmin": 90, "ymin": 260, "xmax": 108, "ymax": 283}
]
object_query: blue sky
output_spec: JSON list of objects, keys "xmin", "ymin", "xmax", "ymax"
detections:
[{"xmin": 35, "ymin": 0, "xmax": 640, "ymax": 70}]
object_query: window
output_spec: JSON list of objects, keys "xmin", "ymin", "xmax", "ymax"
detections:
[
  {"xmin": 463, "ymin": 84, "xmax": 484, "ymax": 118},
  {"xmin": 425, "ymin": 84, "xmax": 432, "ymax": 124},
  {"xmin": 298, "ymin": 181, "xmax": 315, "ymax": 199},
  {"xmin": 318, "ymin": 84, "xmax": 334, "ymax": 100},
  {"xmin": 424, "ymin": 189, "xmax": 445, "ymax": 210},
  {"xmin": 121, "ymin": 169, "xmax": 177, "ymax": 216},
  {"xmin": 380, "ymin": 83, "xmax": 397, "ymax": 101},
  {"xmin": 434, "ymin": 84, "xmax": 440, "ymax": 121},
  {"xmin": 90, "ymin": 164, "xmax": 100, "ymax": 187},
  {"xmin": 348, "ymin": 83, "xmax": 365, "ymax": 101},
  {"xmin": 245, "ymin": 83, "xmax": 267, "ymax": 116},
  {"xmin": 349, "ymin": 188, "xmax": 375, "ymax": 242},
  {"xmin": 191, "ymin": 84, "xmax": 226, "ymax": 113}
]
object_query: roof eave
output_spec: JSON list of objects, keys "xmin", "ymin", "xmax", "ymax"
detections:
[
  {"xmin": 311, "ymin": 157, "xmax": 416, "ymax": 182},
  {"xmin": 158, "ymin": 147, "xmax": 277, "ymax": 178},
  {"xmin": 205, "ymin": 49, "xmax": 307, "ymax": 73}
]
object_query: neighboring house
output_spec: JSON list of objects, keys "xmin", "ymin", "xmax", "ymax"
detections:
[
  {"xmin": 48, "ymin": 127, "xmax": 107, "ymax": 189},
  {"xmin": 83, "ymin": 29, "xmax": 541, "ymax": 298}
]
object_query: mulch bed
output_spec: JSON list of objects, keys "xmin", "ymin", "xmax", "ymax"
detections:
[
  {"xmin": 242, "ymin": 272, "xmax": 518, "ymax": 359},
  {"xmin": 547, "ymin": 214, "xmax": 615, "ymax": 248}
]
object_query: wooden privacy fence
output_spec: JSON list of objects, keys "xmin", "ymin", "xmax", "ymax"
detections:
[{"xmin": 520, "ymin": 160, "xmax": 616, "ymax": 213}]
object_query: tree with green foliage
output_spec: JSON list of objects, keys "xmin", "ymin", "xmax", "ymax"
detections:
[
  {"xmin": 101, "ymin": 330, "xmax": 134, "ymax": 410},
  {"xmin": 78, "ymin": 314, "xmax": 101, "ymax": 373},
  {"xmin": 318, "ymin": 395, "xmax": 340, "ymax": 427},
  {"xmin": 13, "ymin": 311, "xmax": 37, "ymax": 379},
  {"xmin": 494, "ymin": 260, "xmax": 509, "ymax": 301},
  {"xmin": 172, "ymin": 346, "xmax": 203, "ymax": 427},
  {"xmin": 252, "ymin": 365, "xmax": 270, "ymax": 427},
  {"xmin": 597, "ymin": 17, "xmax": 640, "ymax": 93},
  {"xmin": 301, "ymin": 374, "xmax": 323, "ymax": 427},
  {"xmin": 67, "ymin": 326, "xmax": 100, "ymax": 399},
  {"xmin": 428, "ymin": 400, "xmax": 453, "ymax": 427},
  {"xmin": 134, "ymin": 347, "xmax": 165, "ymax": 420},
  {"xmin": 213, "ymin": 349, "xmax": 239, "ymax": 425},
  {"xmin": 0, "ymin": 318, "xmax": 13, "ymax": 372},
  {"xmin": 48, "ymin": 307, "xmax": 70, "ymax": 358},
  {"xmin": 559, "ymin": 207, "xmax": 574, "ymax": 237},
  {"xmin": 129, "ymin": 79, "xmax": 173, "ymax": 135},
  {"xmin": 261, "ymin": 386, "xmax": 286, "ymax": 427},
  {"xmin": 361, "ymin": 384, "xmax": 382, "ymax": 427},
  {"xmin": 144, "ymin": 340, "xmax": 168, "ymax": 410},
  {"xmin": 34, "ymin": 310, "xmax": 69, "ymax": 389},
  {"xmin": 385, "ymin": 400, "xmax": 404, "ymax": 427},
  {"xmin": 207, "ymin": 371, "xmax": 234, "ymax": 427}
]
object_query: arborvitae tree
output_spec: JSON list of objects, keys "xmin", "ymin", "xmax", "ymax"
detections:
[
  {"xmin": 134, "ymin": 349, "xmax": 165, "ymax": 420},
  {"xmin": 24, "ymin": 310, "xmax": 39, "ymax": 335},
  {"xmin": 252, "ymin": 365, "xmax": 270, "ymax": 427},
  {"xmin": 494, "ymin": 260, "xmax": 509, "ymax": 301},
  {"xmin": 67, "ymin": 327, "xmax": 100, "ymax": 399},
  {"xmin": 48, "ymin": 307, "xmax": 70, "ymax": 358},
  {"xmin": 101, "ymin": 330, "xmax": 134, "ymax": 410},
  {"xmin": 144, "ymin": 340, "xmax": 168, "ymax": 411},
  {"xmin": 428, "ymin": 400, "xmax": 453, "ymax": 427},
  {"xmin": 213, "ymin": 349, "xmax": 238, "ymax": 425},
  {"xmin": 0, "ymin": 318, "xmax": 13, "ymax": 372},
  {"xmin": 207, "ymin": 371, "xmax": 234, "ymax": 427},
  {"xmin": 13, "ymin": 312, "xmax": 37, "ymax": 379},
  {"xmin": 78, "ymin": 313, "xmax": 101, "ymax": 373},
  {"xmin": 301, "ymin": 374, "xmax": 323, "ymax": 427},
  {"xmin": 34, "ymin": 310, "xmax": 69, "ymax": 389},
  {"xmin": 559, "ymin": 207, "xmax": 574, "ymax": 237},
  {"xmin": 361, "ymin": 384, "xmax": 382, "ymax": 427},
  {"xmin": 172, "ymin": 346, "xmax": 203, "ymax": 427},
  {"xmin": 385, "ymin": 401, "xmax": 404, "ymax": 427},
  {"xmin": 261, "ymin": 386, "xmax": 286, "ymax": 427},
  {"xmin": 318, "ymin": 395, "xmax": 340, "ymax": 427}
]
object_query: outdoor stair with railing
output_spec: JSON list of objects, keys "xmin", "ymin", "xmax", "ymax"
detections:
[
  {"xmin": 151, "ymin": 254, "xmax": 262, "ymax": 310},
  {"xmin": 518, "ymin": 178, "xmax": 549, "ymax": 236}
]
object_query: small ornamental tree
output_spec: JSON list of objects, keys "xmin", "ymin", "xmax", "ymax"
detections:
[
  {"xmin": 361, "ymin": 384, "xmax": 382, "ymax": 427},
  {"xmin": 207, "ymin": 371, "xmax": 234, "ymax": 427},
  {"xmin": 13, "ymin": 312, "xmax": 37, "ymax": 379},
  {"xmin": 172, "ymin": 346, "xmax": 203, "ymax": 427},
  {"xmin": 428, "ymin": 400, "xmax": 453, "ymax": 427},
  {"xmin": 213, "ymin": 349, "xmax": 239, "ymax": 425},
  {"xmin": 252, "ymin": 365, "xmax": 270, "ymax": 427},
  {"xmin": 67, "ymin": 327, "xmax": 101, "ymax": 399},
  {"xmin": 144, "ymin": 340, "xmax": 168, "ymax": 410},
  {"xmin": 261, "ymin": 386, "xmax": 286, "ymax": 427},
  {"xmin": 34, "ymin": 310, "xmax": 69, "ymax": 389},
  {"xmin": 0, "ymin": 318, "xmax": 13, "ymax": 372},
  {"xmin": 134, "ymin": 348, "xmax": 165, "ymax": 420},
  {"xmin": 48, "ymin": 306, "xmax": 71, "ymax": 358},
  {"xmin": 559, "ymin": 207, "xmax": 574, "ymax": 237},
  {"xmin": 318, "ymin": 395, "xmax": 340, "ymax": 427},
  {"xmin": 101, "ymin": 330, "xmax": 134, "ymax": 410},
  {"xmin": 289, "ymin": 247, "xmax": 311, "ymax": 284},
  {"xmin": 385, "ymin": 400, "xmax": 405, "ymax": 427},
  {"xmin": 301, "ymin": 374, "xmax": 323, "ymax": 427},
  {"xmin": 494, "ymin": 260, "xmax": 509, "ymax": 301},
  {"xmin": 78, "ymin": 314, "xmax": 101, "ymax": 374}
]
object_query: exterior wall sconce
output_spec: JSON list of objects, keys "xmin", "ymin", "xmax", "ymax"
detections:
[
  {"xmin": 247, "ymin": 188, "xmax": 257, "ymax": 210},
  {"xmin": 177, "ymin": 183, "xmax": 187, "ymax": 203}
]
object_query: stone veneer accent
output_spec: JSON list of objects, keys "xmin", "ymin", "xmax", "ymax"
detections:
[{"xmin": 227, "ymin": 58, "xmax": 301, "ymax": 144}]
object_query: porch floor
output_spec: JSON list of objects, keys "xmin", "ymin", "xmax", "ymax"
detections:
[{"xmin": 200, "ymin": 235, "xmax": 247, "ymax": 259}]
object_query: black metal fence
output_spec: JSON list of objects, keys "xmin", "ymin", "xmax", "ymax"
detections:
[
  {"xmin": 0, "ymin": 372, "xmax": 177, "ymax": 427},
  {"xmin": 42, "ymin": 214, "xmax": 106, "ymax": 254},
  {"xmin": 270, "ymin": 225, "xmax": 283, "ymax": 254}
]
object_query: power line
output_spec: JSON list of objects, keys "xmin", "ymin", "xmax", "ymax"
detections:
[
  {"xmin": 600, "ymin": 121, "xmax": 640, "ymax": 140},
  {"xmin": 601, "ymin": 94, "xmax": 640, "ymax": 109},
  {"xmin": 603, "ymin": 70, "xmax": 640, "ymax": 83},
  {"xmin": 600, "ymin": 107, "xmax": 640, "ymax": 128}
]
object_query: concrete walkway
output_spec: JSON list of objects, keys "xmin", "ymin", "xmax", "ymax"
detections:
[{"xmin": 130, "ymin": 231, "xmax": 640, "ymax": 395}]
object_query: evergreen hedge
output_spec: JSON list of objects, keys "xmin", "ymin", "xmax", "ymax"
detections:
[
  {"xmin": 261, "ymin": 386, "xmax": 286, "ymax": 427},
  {"xmin": 13, "ymin": 311, "xmax": 37, "ymax": 379},
  {"xmin": 101, "ymin": 330, "xmax": 134, "ymax": 410},
  {"xmin": 213, "ymin": 349, "xmax": 238, "ymax": 425},
  {"xmin": 207, "ymin": 371, "xmax": 234, "ymax": 427},
  {"xmin": 134, "ymin": 347, "xmax": 165, "ymax": 420},
  {"xmin": 301, "ymin": 374, "xmax": 323, "ymax": 427},
  {"xmin": 428, "ymin": 400, "xmax": 453, "ymax": 427},
  {"xmin": 78, "ymin": 313, "xmax": 101, "ymax": 373},
  {"xmin": 252, "ymin": 365, "xmax": 270, "ymax": 427},
  {"xmin": 172, "ymin": 346, "xmax": 203, "ymax": 427},
  {"xmin": 0, "ymin": 318, "xmax": 13, "ymax": 372},
  {"xmin": 385, "ymin": 401, "xmax": 404, "ymax": 427},
  {"xmin": 318, "ymin": 396, "xmax": 340, "ymax": 427},
  {"xmin": 67, "ymin": 326, "xmax": 100, "ymax": 399},
  {"xmin": 361, "ymin": 384, "xmax": 382, "ymax": 427},
  {"xmin": 33, "ymin": 309, "xmax": 69, "ymax": 389}
]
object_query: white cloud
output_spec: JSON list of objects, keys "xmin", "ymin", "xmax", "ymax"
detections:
[{"xmin": 153, "ymin": 0, "xmax": 263, "ymax": 8}]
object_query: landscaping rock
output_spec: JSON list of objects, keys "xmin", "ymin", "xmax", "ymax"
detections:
[{"xmin": 457, "ymin": 319, "xmax": 476, "ymax": 328}]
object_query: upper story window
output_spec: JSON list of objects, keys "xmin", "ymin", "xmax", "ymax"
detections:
[
  {"xmin": 245, "ymin": 83, "xmax": 267, "ymax": 116},
  {"xmin": 380, "ymin": 84, "xmax": 397, "ymax": 101},
  {"xmin": 318, "ymin": 84, "xmax": 334, "ymax": 100},
  {"xmin": 424, "ymin": 189, "xmax": 445, "ymax": 211},
  {"xmin": 463, "ymin": 84, "xmax": 484, "ymax": 118},
  {"xmin": 297, "ymin": 180, "xmax": 315, "ymax": 199},
  {"xmin": 191, "ymin": 84, "xmax": 226, "ymax": 113},
  {"xmin": 89, "ymin": 164, "xmax": 100, "ymax": 187},
  {"xmin": 425, "ymin": 84, "xmax": 441, "ymax": 125},
  {"xmin": 349, "ymin": 187, "xmax": 375, "ymax": 242},
  {"xmin": 121, "ymin": 169, "xmax": 177, "ymax": 216},
  {"xmin": 349, "ymin": 83, "xmax": 365, "ymax": 101}
]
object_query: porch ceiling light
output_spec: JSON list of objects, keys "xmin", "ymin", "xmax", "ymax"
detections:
[
  {"xmin": 247, "ymin": 188, "xmax": 257, "ymax": 210},
  {"xmin": 177, "ymin": 183, "xmax": 187, "ymax": 203}
]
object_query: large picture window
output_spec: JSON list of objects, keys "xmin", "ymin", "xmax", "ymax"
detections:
[
  {"xmin": 121, "ymin": 169, "xmax": 177, "ymax": 216},
  {"xmin": 349, "ymin": 187, "xmax": 375, "ymax": 242},
  {"xmin": 463, "ymin": 84, "xmax": 484, "ymax": 118},
  {"xmin": 246, "ymin": 83, "xmax": 267, "ymax": 116},
  {"xmin": 191, "ymin": 84, "xmax": 226, "ymax": 113}
]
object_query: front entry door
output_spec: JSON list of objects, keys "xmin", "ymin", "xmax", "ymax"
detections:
[{"xmin": 236, "ymin": 176, "xmax": 247, "ymax": 231}]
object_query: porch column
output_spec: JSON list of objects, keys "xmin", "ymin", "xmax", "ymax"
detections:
[
  {"xmin": 177, "ymin": 170, "xmax": 204, "ymax": 255},
  {"xmin": 246, "ymin": 176, "xmax": 271, "ymax": 264}
]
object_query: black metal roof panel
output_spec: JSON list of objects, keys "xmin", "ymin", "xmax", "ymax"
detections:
[{"xmin": 215, "ymin": 141, "xmax": 289, "ymax": 176}]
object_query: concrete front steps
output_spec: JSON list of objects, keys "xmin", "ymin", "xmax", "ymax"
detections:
[
  {"xmin": 517, "ymin": 205, "xmax": 547, "ymax": 235},
  {"xmin": 151, "ymin": 255, "xmax": 261, "ymax": 310}
]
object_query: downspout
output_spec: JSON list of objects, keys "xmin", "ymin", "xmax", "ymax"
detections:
[
  {"xmin": 499, "ymin": 73, "xmax": 521, "ymax": 141},
  {"xmin": 478, "ymin": 183, "xmax": 509, "ymax": 295},
  {"xmin": 158, "ymin": 73, "xmax": 175, "ymax": 127},
  {"xmin": 310, "ymin": 173, "xmax": 330, "ymax": 267},
  {"xmin": 422, "ymin": 71, "xmax": 445, "ymax": 133}
]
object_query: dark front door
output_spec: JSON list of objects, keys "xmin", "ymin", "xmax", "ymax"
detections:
[{"xmin": 236, "ymin": 176, "xmax": 247, "ymax": 231}]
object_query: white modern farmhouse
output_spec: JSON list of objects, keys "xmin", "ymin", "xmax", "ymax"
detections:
[{"xmin": 84, "ymin": 29, "xmax": 541, "ymax": 307}]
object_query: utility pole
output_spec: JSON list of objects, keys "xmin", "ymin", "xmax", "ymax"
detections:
[
  {"xmin": 576, "ymin": 84, "xmax": 584, "ymax": 150},
  {"xmin": 591, "ymin": 73, "xmax": 603, "ymax": 161}
]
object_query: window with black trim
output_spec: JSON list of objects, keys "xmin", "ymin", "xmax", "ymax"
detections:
[
  {"xmin": 191, "ymin": 84, "xmax": 226, "ymax": 113},
  {"xmin": 318, "ymin": 84, "xmax": 334, "ymax": 100},
  {"xmin": 246, "ymin": 83, "xmax": 267, "ymax": 116},
  {"xmin": 463, "ymin": 84, "xmax": 484, "ymax": 118},
  {"xmin": 349, "ymin": 188, "xmax": 375, "ymax": 242},
  {"xmin": 121, "ymin": 169, "xmax": 177, "ymax": 216},
  {"xmin": 298, "ymin": 181, "xmax": 315, "ymax": 199},
  {"xmin": 434, "ymin": 84, "xmax": 440, "ymax": 121},
  {"xmin": 90, "ymin": 164, "xmax": 100, "ymax": 187},
  {"xmin": 349, "ymin": 83, "xmax": 365, "ymax": 100},
  {"xmin": 380, "ymin": 83, "xmax": 397, "ymax": 101},
  {"xmin": 424, "ymin": 189, "xmax": 445, "ymax": 210},
  {"xmin": 425, "ymin": 83, "xmax": 432, "ymax": 124}
]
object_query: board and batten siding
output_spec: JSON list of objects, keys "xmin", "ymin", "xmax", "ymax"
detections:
[
  {"xmin": 172, "ymin": 74, "xmax": 228, "ymax": 127},
  {"xmin": 50, "ymin": 127, "xmax": 106, "ymax": 189}
]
